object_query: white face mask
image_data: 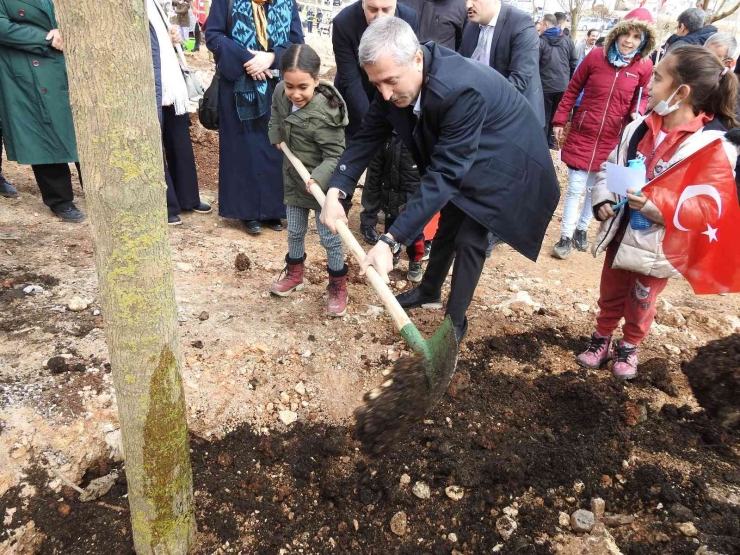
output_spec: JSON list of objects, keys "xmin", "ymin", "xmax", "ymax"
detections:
[{"xmin": 653, "ymin": 86, "xmax": 684, "ymax": 116}]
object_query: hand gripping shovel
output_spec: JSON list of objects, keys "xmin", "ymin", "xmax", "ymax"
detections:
[{"xmin": 280, "ymin": 143, "xmax": 459, "ymax": 453}]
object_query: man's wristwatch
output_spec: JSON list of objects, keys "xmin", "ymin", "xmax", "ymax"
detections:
[{"xmin": 378, "ymin": 233, "xmax": 401, "ymax": 254}]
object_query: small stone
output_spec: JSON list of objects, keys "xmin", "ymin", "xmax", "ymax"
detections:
[
  {"xmin": 575, "ymin": 303, "xmax": 590, "ymax": 312},
  {"xmin": 217, "ymin": 453, "xmax": 234, "ymax": 467},
  {"xmin": 234, "ymin": 253, "xmax": 251, "ymax": 271},
  {"xmin": 496, "ymin": 515, "xmax": 517, "ymax": 541},
  {"xmin": 67, "ymin": 296, "xmax": 88, "ymax": 312},
  {"xmin": 696, "ymin": 546, "xmax": 722, "ymax": 555},
  {"xmin": 399, "ymin": 474, "xmax": 411, "ymax": 486},
  {"xmin": 198, "ymin": 311, "xmax": 209, "ymax": 321},
  {"xmin": 601, "ymin": 475, "xmax": 613, "ymax": 487},
  {"xmin": 508, "ymin": 283, "xmax": 519, "ymax": 292},
  {"xmin": 93, "ymin": 309, "xmax": 100, "ymax": 316},
  {"xmin": 621, "ymin": 400, "xmax": 648, "ymax": 426},
  {"xmin": 601, "ymin": 515, "xmax": 635, "ymax": 528},
  {"xmin": 591, "ymin": 497, "xmax": 606, "ymax": 518},
  {"xmin": 412, "ymin": 481, "xmax": 431, "ymax": 500},
  {"xmin": 664, "ymin": 344, "xmax": 681, "ymax": 356},
  {"xmin": 294, "ymin": 382, "xmax": 306, "ymax": 396},
  {"xmin": 445, "ymin": 485, "xmax": 464, "ymax": 501},
  {"xmin": 278, "ymin": 411, "xmax": 298, "ymax": 425},
  {"xmin": 57, "ymin": 503, "xmax": 71, "ymax": 517},
  {"xmin": 353, "ymin": 519, "xmax": 359, "ymax": 531},
  {"xmin": 570, "ymin": 509, "xmax": 595, "ymax": 533},
  {"xmin": 337, "ymin": 521, "xmax": 348, "ymax": 533},
  {"xmin": 448, "ymin": 532, "xmax": 458, "ymax": 543},
  {"xmin": 669, "ymin": 503, "xmax": 695, "ymax": 521},
  {"xmin": 191, "ymin": 340, "xmax": 204, "ymax": 349},
  {"xmin": 390, "ymin": 511, "xmax": 407, "ymax": 536},
  {"xmin": 676, "ymin": 522, "xmax": 698, "ymax": 537},
  {"xmin": 558, "ymin": 512, "xmax": 570, "ymax": 528},
  {"xmin": 396, "ymin": 280, "xmax": 408, "ymax": 289},
  {"xmin": 48, "ymin": 356, "xmax": 69, "ymax": 374},
  {"xmin": 573, "ymin": 480, "xmax": 585, "ymax": 494},
  {"xmin": 446, "ymin": 371, "xmax": 470, "ymax": 398},
  {"xmin": 23, "ymin": 285, "xmax": 43, "ymax": 294}
]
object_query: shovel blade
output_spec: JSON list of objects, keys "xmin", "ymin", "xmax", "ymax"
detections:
[{"xmin": 424, "ymin": 315, "xmax": 459, "ymax": 405}]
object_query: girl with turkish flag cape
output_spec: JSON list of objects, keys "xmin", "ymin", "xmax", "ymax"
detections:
[{"xmin": 575, "ymin": 45, "xmax": 739, "ymax": 381}]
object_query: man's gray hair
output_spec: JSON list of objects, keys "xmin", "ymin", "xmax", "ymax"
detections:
[
  {"xmin": 677, "ymin": 8, "xmax": 706, "ymax": 34},
  {"xmin": 358, "ymin": 17, "xmax": 421, "ymax": 67},
  {"xmin": 705, "ymin": 32, "xmax": 737, "ymax": 60}
]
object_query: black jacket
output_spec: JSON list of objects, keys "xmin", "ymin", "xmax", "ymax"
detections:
[
  {"xmin": 331, "ymin": 2, "xmax": 418, "ymax": 138},
  {"xmin": 458, "ymin": 3, "xmax": 545, "ymax": 127},
  {"xmin": 539, "ymin": 33, "xmax": 573, "ymax": 93},
  {"xmin": 366, "ymin": 134, "xmax": 421, "ymax": 218},
  {"xmin": 399, "ymin": 0, "xmax": 466, "ymax": 50},
  {"xmin": 329, "ymin": 43, "xmax": 560, "ymax": 261},
  {"xmin": 669, "ymin": 25, "xmax": 718, "ymax": 48}
]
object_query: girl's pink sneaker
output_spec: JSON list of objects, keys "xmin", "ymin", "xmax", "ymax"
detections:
[
  {"xmin": 612, "ymin": 341, "xmax": 638, "ymax": 380},
  {"xmin": 576, "ymin": 333, "xmax": 613, "ymax": 369}
]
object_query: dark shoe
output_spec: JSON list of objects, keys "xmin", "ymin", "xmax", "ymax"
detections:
[
  {"xmin": 168, "ymin": 215, "xmax": 182, "ymax": 226},
  {"xmin": 573, "ymin": 229, "xmax": 589, "ymax": 252},
  {"xmin": 361, "ymin": 226, "xmax": 379, "ymax": 245},
  {"xmin": 53, "ymin": 205, "xmax": 85, "ymax": 223},
  {"xmin": 264, "ymin": 219, "xmax": 283, "ymax": 231},
  {"xmin": 407, "ymin": 261, "xmax": 423, "ymax": 283},
  {"xmin": 454, "ymin": 317, "xmax": 469, "ymax": 344},
  {"xmin": 243, "ymin": 220, "xmax": 263, "ymax": 234},
  {"xmin": 192, "ymin": 202, "xmax": 212, "ymax": 214},
  {"xmin": 0, "ymin": 175, "xmax": 18, "ymax": 198},
  {"xmin": 396, "ymin": 287, "xmax": 443, "ymax": 310},
  {"xmin": 552, "ymin": 236, "xmax": 573, "ymax": 260}
]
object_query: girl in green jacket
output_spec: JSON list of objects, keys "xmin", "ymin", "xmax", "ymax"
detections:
[{"xmin": 268, "ymin": 44, "xmax": 350, "ymax": 317}]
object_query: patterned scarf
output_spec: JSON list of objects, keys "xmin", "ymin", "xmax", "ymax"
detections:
[
  {"xmin": 231, "ymin": 0, "xmax": 292, "ymax": 125},
  {"xmin": 607, "ymin": 34, "xmax": 645, "ymax": 68}
]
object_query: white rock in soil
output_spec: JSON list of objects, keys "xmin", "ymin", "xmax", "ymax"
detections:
[
  {"xmin": 571, "ymin": 509, "xmax": 596, "ymax": 533},
  {"xmin": 664, "ymin": 344, "xmax": 681, "ymax": 356},
  {"xmin": 412, "ymin": 481, "xmax": 431, "ymax": 500},
  {"xmin": 496, "ymin": 515, "xmax": 517, "ymax": 541},
  {"xmin": 575, "ymin": 303, "xmax": 591, "ymax": 312},
  {"xmin": 67, "ymin": 297, "xmax": 89, "ymax": 312},
  {"xmin": 278, "ymin": 411, "xmax": 298, "ymax": 426},
  {"xmin": 399, "ymin": 474, "xmax": 411, "ymax": 486},
  {"xmin": 294, "ymin": 382, "xmax": 306, "ymax": 396},
  {"xmin": 503, "ymin": 505, "xmax": 519, "ymax": 518},
  {"xmin": 23, "ymin": 285, "xmax": 43, "ymax": 294},
  {"xmin": 590, "ymin": 497, "xmax": 606, "ymax": 518},
  {"xmin": 390, "ymin": 511, "xmax": 407, "ymax": 536},
  {"xmin": 676, "ymin": 522, "xmax": 698, "ymax": 537},
  {"xmin": 448, "ymin": 532, "xmax": 458, "ymax": 543},
  {"xmin": 559, "ymin": 512, "xmax": 571, "ymax": 528},
  {"xmin": 445, "ymin": 485, "xmax": 464, "ymax": 500}
]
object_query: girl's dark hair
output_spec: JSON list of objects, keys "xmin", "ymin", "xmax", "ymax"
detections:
[
  {"xmin": 280, "ymin": 44, "xmax": 341, "ymax": 108},
  {"xmin": 664, "ymin": 44, "xmax": 739, "ymax": 128}
]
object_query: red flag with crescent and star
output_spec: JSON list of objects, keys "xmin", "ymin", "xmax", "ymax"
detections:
[{"xmin": 642, "ymin": 138, "xmax": 740, "ymax": 294}]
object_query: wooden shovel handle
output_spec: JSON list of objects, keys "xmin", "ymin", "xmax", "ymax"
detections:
[{"xmin": 280, "ymin": 143, "xmax": 413, "ymax": 332}]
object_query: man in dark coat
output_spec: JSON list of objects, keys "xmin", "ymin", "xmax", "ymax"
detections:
[
  {"xmin": 669, "ymin": 8, "xmax": 716, "ymax": 50},
  {"xmin": 459, "ymin": 0, "xmax": 545, "ymax": 128},
  {"xmin": 321, "ymin": 17, "xmax": 560, "ymax": 341},
  {"xmin": 538, "ymin": 13, "xmax": 573, "ymax": 147},
  {"xmin": 399, "ymin": 0, "xmax": 467, "ymax": 50},
  {"xmin": 332, "ymin": 0, "xmax": 418, "ymax": 241},
  {"xmin": 0, "ymin": 0, "xmax": 83, "ymax": 221}
]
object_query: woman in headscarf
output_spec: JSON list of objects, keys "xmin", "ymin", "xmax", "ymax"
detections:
[
  {"xmin": 550, "ymin": 8, "xmax": 656, "ymax": 260},
  {"xmin": 147, "ymin": 0, "xmax": 211, "ymax": 225},
  {"xmin": 206, "ymin": 0, "xmax": 304, "ymax": 234}
]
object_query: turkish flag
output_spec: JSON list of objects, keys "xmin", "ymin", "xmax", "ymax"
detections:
[{"xmin": 642, "ymin": 138, "xmax": 740, "ymax": 294}]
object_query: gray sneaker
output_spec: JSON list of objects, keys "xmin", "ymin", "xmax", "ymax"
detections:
[
  {"xmin": 552, "ymin": 236, "xmax": 573, "ymax": 259},
  {"xmin": 573, "ymin": 229, "xmax": 589, "ymax": 252},
  {"xmin": 407, "ymin": 261, "xmax": 423, "ymax": 283}
]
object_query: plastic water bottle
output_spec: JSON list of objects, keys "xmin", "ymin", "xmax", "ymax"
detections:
[{"xmin": 627, "ymin": 157, "xmax": 652, "ymax": 230}]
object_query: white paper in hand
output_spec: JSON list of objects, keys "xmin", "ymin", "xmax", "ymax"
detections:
[{"xmin": 606, "ymin": 162, "xmax": 646, "ymax": 197}]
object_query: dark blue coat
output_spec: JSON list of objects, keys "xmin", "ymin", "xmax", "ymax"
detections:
[
  {"xmin": 329, "ymin": 43, "xmax": 560, "ymax": 262},
  {"xmin": 332, "ymin": 1, "xmax": 418, "ymax": 138},
  {"xmin": 149, "ymin": 23, "xmax": 162, "ymax": 122},
  {"xmin": 205, "ymin": 0, "xmax": 304, "ymax": 220},
  {"xmin": 458, "ymin": 3, "xmax": 545, "ymax": 127}
]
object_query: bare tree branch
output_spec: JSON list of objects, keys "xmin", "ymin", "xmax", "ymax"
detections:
[{"xmin": 710, "ymin": 0, "xmax": 740, "ymax": 22}]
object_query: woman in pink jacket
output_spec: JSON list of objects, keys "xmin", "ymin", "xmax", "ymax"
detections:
[{"xmin": 551, "ymin": 9, "xmax": 656, "ymax": 259}]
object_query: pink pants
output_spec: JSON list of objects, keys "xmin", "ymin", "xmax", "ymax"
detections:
[{"xmin": 595, "ymin": 244, "xmax": 669, "ymax": 345}]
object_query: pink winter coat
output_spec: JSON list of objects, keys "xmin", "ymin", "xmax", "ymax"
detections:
[{"xmin": 552, "ymin": 18, "xmax": 656, "ymax": 172}]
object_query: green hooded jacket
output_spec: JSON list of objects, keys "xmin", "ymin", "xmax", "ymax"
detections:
[
  {"xmin": 268, "ymin": 80, "xmax": 348, "ymax": 211},
  {"xmin": 0, "ymin": 0, "xmax": 78, "ymax": 165}
]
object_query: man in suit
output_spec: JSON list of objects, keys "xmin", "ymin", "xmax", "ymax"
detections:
[
  {"xmin": 459, "ymin": 0, "xmax": 545, "ymax": 128},
  {"xmin": 321, "ymin": 17, "xmax": 560, "ymax": 341},
  {"xmin": 399, "ymin": 0, "xmax": 467, "ymax": 50},
  {"xmin": 332, "ymin": 0, "xmax": 418, "ymax": 242}
]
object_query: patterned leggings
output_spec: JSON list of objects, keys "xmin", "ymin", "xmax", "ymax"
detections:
[{"xmin": 287, "ymin": 204, "xmax": 345, "ymax": 271}]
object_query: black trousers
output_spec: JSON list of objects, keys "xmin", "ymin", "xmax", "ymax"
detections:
[
  {"xmin": 0, "ymin": 123, "xmax": 4, "ymax": 174},
  {"xmin": 162, "ymin": 106, "xmax": 201, "ymax": 217},
  {"xmin": 543, "ymin": 91, "xmax": 565, "ymax": 148},
  {"xmin": 31, "ymin": 163, "xmax": 80, "ymax": 211},
  {"xmin": 359, "ymin": 151, "xmax": 382, "ymax": 230},
  {"xmin": 417, "ymin": 202, "xmax": 489, "ymax": 331},
  {"xmin": 193, "ymin": 23, "xmax": 201, "ymax": 50}
]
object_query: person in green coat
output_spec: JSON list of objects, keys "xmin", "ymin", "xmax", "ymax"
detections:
[
  {"xmin": 0, "ymin": 0, "xmax": 84, "ymax": 221},
  {"xmin": 267, "ymin": 44, "xmax": 350, "ymax": 317}
]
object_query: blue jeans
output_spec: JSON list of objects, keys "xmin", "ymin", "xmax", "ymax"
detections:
[{"xmin": 561, "ymin": 168, "xmax": 597, "ymax": 238}]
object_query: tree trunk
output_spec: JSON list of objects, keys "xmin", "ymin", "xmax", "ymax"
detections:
[{"xmin": 53, "ymin": 1, "xmax": 195, "ymax": 553}]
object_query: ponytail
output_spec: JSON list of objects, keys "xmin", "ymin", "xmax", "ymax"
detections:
[
  {"xmin": 664, "ymin": 45, "xmax": 739, "ymax": 128},
  {"xmin": 315, "ymin": 83, "xmax": 342, "ymax": 109}
]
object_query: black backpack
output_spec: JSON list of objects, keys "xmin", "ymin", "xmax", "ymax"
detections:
[{"xmin": 198, "ymin": 0, "xmax": 235, "ymax": 131}]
